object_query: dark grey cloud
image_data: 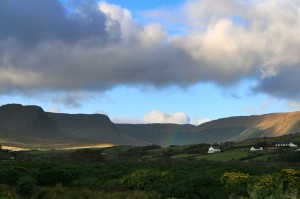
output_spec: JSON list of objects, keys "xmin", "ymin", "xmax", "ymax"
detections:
[
  {"xmin": 253, "ymin": 66, "xmax": 300, "ymax": 100},
  {"xmin": 52, "ymin": 91, "xmax": 94, "ymax": 108},
  {"xmin": 0, "ymin": 0, "xmax": 253, "ymax": 97},
  {"xmin": 0, "ymin": 42, "xmax": 202, "ymax": 90},
  {"xmin": 0, "ymin": 0, "xmax": 300, "ymax": 105},
  {"xmin": 0, "ymin": 0, "xmax": 113, "ymax": 45}
]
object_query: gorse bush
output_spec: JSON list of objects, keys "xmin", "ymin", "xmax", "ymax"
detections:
[
  {"xmin": 17, "ymin": 176, "xmax": 36, "ymax": 196},
  {"xmin": 252, "ymin": 174, "xmax": 280, "ymax": 199},
  {"xmin": 122, "ymin": 169, "xmax": 163, "ymax": 190},
  {"xmin": 221, "ymin": 172, "xmax": 250, "ymax": 197},
  {"xmin": 73, "ymin": 177, "xmax": 102, "ymax": 190},
  {"xmin": 0, "ymin": 168, "xmax": 23, "ymax": 186},
  {"xmin": 38, "ymin": 169, "xmax": 73, "ymax": 186},
  {"xmin": 221, "ymin": 169, "xmax": 300, "ymax": 199},
  {"xmin": 280, "ymin": 168, "xmax": 300, "ymax": 191},
  {"xmin": 0, "ymin": 159, "xmax": 300, "ymax": 199}
]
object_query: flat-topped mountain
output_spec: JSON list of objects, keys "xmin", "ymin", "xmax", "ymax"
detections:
[
  {"xmin": 48, "ymin": 113, "xmax": 129, "ymax": 145},
  {"xmin": 0, "ymin": 104, "xmax": 61, "ymax": 140},
  {"xmin": 0, "ymin": 104, "xmax": 134, "ymax": 149},
  {"xmin": 1, "ymin": 104, "xmax": 300, "ymax": 149}
]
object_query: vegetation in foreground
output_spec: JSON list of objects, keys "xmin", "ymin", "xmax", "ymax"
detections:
[{"xmin": 1, "ymin": 142, "xmax": 300, "ymax": 198}]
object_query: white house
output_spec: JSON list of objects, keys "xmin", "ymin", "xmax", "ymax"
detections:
[
  {"xmin": 290, "ymin": 142, "xmax": 298, "ymax": 147},
  {"xmin": 275, "ymin": 141, "xmax": 297, "ymax": 147},
  {"xmin": 208, "ymin": 147, "xmax": 221, "ymax": 154},
  {"xmin": 250, "ymin": 146, "xmax": 263, "ymax": 151}
]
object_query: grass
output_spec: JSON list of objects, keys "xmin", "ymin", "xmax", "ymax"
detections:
[
  {"xmin": 102, "ymin": 146, "xmax": 134, "ymax": 154},
  {"xmin": 195, "ymin": 149, "xmax": 249, "ymax": 161},
  {"xmin": 234, "ymin": 133, "xmax": 300, "ymax": 148},
  {"xmin": 171, "ymin": 153, "xmax": 198, "ymax": 159},
  {"xmin": 245, "ymin": 153, "xmax": 279, "ymax": 162},
  {"xmin": 0, "ymin": 185, "xmax": 150, "ymax": 199},
  {"xmin": 27, "ymin": 149, "xmax": 73, "ymax": 155}
]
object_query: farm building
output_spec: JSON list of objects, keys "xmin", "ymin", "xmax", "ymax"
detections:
[
  {"xmin": 275, "ymin": 141, "xmax": 297, "ymax": 147},
  {"xmin": 250, "ymin": 146, "xmax": 263, "ymax": 151},
  {"xmin": 208, "ymin": 146, "xmax": 221, "ymax": 154}
]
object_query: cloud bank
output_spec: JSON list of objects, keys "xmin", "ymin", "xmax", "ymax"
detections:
[
  {"xmin": 113, "ymin": 110, "xmax": 209, "ymax": 125},
  {"xmin": 0, "ymin": 0, "xmax": 300, "ymax": 102}
]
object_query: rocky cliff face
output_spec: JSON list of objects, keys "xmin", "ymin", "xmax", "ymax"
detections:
[
  {"xmin": 0, "ymin": 104, "xmax": 60, "ymax": 138},
  {"xmin": 48, "ymin": 113, "xmax": 126, "ymax": 144},
  {"xmin": 0, "ymin": 104, "xmax": 132, "ymax": 149}
]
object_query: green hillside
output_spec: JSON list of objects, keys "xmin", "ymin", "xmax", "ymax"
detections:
[
  {"xmin": 0, "ymin": 104, "xmax": 133, "ymax": 149},
  {"xmin": 2, "ymin": 103, "xmax": 300, "ymax": 149}
]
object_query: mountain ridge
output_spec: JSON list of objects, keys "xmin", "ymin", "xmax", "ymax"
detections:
[{"xmin": 1, "ymin": 104, "xmax": 300, "ymax": 149}]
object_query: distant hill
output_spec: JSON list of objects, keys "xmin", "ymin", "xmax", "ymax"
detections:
[
  {"xmin": 117, "ymin": 112, "xmax": 300, "ymax": 146},
  {"xmin": 197, "ymin": 112, "xmax": 300, "ymax": 142},
  {"xmin": 116, "ymin": 124, "xmax": 199, "ymax": 146},
  {"xmin": 1, "ymin": 104, "xmax": 300, "ymax": 148},
  {"xmin": 0, "ymin": 104, "xmax": 62, "ymax": 144},
  {"xmin": 116, "ymin": 123, "xmax": 247, "ymax": 146},
  {"xmin": 48, "ymin": 113, "xmax": 141, "ymax": 146},
  {"xmin": 0, "ymin": 104, "xmax": 136, "ymax": 149}
]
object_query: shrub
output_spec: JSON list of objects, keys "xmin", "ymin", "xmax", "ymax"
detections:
[
  {"xmin": 220, "ymin": 172, "xmax": 250, "ymax": 198},
  {"xmin": 0, "ymin": 168, "xmax": 23, "ymax": 185},
  {"xmin": 280, "ymin": 169, "xmax": 300, "ymax": 195},
  {"xmin": 17, "ymin": 176, "xmax": 36, "ymax": 196},
  {"xmin": 38, "ymin": 169, "xmax": 73, "ymax": 186},
  {"xmin": 122, "ymin": 169, "xmax": 165, "ymax": 190},
  {"xmin": 251, "ymin": 174, "xmax": 280, "ymax": 199},
  {"xmin": 73, "ymin": 177, "xmax": 102, "ymax": 190}
]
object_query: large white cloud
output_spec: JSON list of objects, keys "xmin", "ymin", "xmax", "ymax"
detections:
[
  {"xmin": 113, "ymin": 110, "xmax": 209, "ymax": 125},
  {"xmin": 143, "ymin": 110, "xmax": 190, "ymax": 124},
  {"xmin": 0, "ymin": 0, "xmax": 300, "ymax": 103}
]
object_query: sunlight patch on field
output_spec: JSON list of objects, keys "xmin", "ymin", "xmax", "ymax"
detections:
[
  {"xmin": 61, "ymin": 143, "xmax": 115, "ymax": 150},
  {"xmin": 1, "ymin": 145, "xmax": 29, "ymax": 151}
]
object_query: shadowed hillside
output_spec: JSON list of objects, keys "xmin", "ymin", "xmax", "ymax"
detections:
[
  {"xmin": 1, "ymin": 104, "xmax": 300, "ymax": 148},
  {"xmin": 117, "ymin": 112, "xmax": 300, "ymax": 146},
  {"xmin": 116, "ymin": 124, "xmax": 198, "ymax": 146},
  {"xmin": 116, "ymin": 123, "xmax": 247, "ymax": 146},
  {"xmin": 0, "ymin": 104, "xmax": 62, "ymax": 144},
  {"xmin": 0, "ymin": 104, "xmax": 136, "ymax": 149},
  {"xmin": 48, "ymin": 113, "xmax": 141, "ymax": 146}
]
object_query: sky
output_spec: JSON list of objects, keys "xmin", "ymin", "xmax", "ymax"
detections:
[{"xmin": 0, "ymin": 0, "xmax": 300, "ymax": 125}]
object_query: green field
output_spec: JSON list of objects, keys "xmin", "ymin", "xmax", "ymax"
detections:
[
  {"xmin": 171, "ymin": 153, "xmax": 198, "ymax": 159},
  {"xmin": 195, "ymin": 149, "xmax": 249, "ymax": 161},
  {"xmin": 1, "ymin": 141, "xmax": 300, "ymax": 199},
  {"xmin": 245, "ymin": 153, "xmax": 278, "ymax": 162},
  {"xmin": 234, "ymin": 133, "xmax": 300, "ymax": 148}
]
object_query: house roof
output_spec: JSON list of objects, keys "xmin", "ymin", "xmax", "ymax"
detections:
[
  {"xmin": 209, "ymin": 146, "xmax": 220, "ymax": 150},
  {"xmin": 276, "ymin": 141, "xmax": 293, "ymax": 144}
]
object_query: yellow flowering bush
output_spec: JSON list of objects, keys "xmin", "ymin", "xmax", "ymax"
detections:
[
  {"xmin": 280, "ymin": 169, "xmax": 300, "ymax": 194},
  {"xmin": 252, "ymin": 174, "xmax": 280, "ymax": 199},
  {"xmin": 220, "ymin": 172, "xmax": 250, "ymax": 197},
  {"xmin": 221, "ymin": 169, "xmax": 300, "ymax": 198}
]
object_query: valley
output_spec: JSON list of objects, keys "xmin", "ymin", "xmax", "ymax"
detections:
[
  {"xmin": 1, "ymin": 104, "xmax": 300, "ymax": 198},
  {"xmin": 1, "ymin": 104, "xmax": 300, "ymax": 150}
]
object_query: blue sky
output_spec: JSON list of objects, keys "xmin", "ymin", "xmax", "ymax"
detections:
[
  {"xmin": 101, "ymin": 0, "xmax": 185, "ymax": 11},
  {"xmin": 0, "ymin": 0, "xmax": 299, "ymax": 124}
]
